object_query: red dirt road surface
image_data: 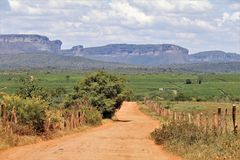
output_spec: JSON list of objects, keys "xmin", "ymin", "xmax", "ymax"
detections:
[{"xmin": 0, "ymin": 102, "xmax": 181, "ymax": 160}]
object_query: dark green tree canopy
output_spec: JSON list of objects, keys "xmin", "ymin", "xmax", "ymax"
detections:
[{"xmin": 69, "ymin": 71, "xmax": 132, "ymax": 118}]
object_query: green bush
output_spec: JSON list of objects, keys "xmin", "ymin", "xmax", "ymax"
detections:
[
  {"xmin": 16, "ymin": 76, "xmax": 67, "ymax": 107},
  {"xmin": 17, "ymin": 77, "xmax": 49, "ymax": 101},
  {"xmin": 69, "ymin": 71, "xmax": 132, "ymax": 118},
  {"xmin": 174, "ymin": 93, "xmax": 192, "ymax": 101},
  {"xmin": 81, "ymin": 106, "xmax": 102, "ymax": 126},
  {"xmin": 2, "ymin": 95, "xmax": 48, "ymax": 133}
]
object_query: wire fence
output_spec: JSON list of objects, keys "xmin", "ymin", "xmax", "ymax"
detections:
[
  {"xmin": 0, "ymin": 100, "xmax": 86, "ymax": 134},
  {"xmin": 144, "ymin": 99, "xmax": 238, "ymax": 134}
]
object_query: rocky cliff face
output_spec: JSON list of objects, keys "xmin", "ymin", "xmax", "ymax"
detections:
[
  {"xmin": 189, "ymin": 50, "xmax": 240, "ymax": 63},
  {"xmin": 79, "ymin": 44, "xmax": 189, "ymax": 65},
  {"xmin": 1, "ymin": 34, "xmax": 239, "ymax": 67},
  {"xmin": 0, "ymin": 34, "xmax": 62, "ymax": 54},
  {"xmin": 61, "ymin": 45, "xmax": 84, "ymax": 56}
]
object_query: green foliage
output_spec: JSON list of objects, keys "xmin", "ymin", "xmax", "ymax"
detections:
[
  {"xmin": 16, "ymin": 76, "xmax": 67, "ymax": 107},
  {"xmin": 70, "ymin": 71, "xmax": 132, "ymax": 118},
  {"xmin": 174, "ymin": 93, "xmax": 192, "ymax": 101},
  {"xmin": 158, "ymin": 89, "xmax": 175, "ymax": 101},
  {"xmin": 22, "ymin": 99, "xmax": 47, "ymax": 132},
  {"xmin": 16, "ymin": 76, "xmax": 49, "ymax": 101},
  {"xmin": 185, "ymin": 79, "xmax": 192, "ymax": 84},
  {"xmin": 81, "ymin": 106, "xmax": 102, "ymax": 126},
  {"xmin": 2, "ymin": 95, "xmax": 48, "ymax": 132}
]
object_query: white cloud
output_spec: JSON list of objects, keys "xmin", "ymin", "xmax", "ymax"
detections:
[
  {"xmin": 109, "ymin": 1, "xmax": 154, "ymax": 26},
  {"xmin": 176, "ymin": 0, "xmax": 212, "ymax": 12},
  {"xmin": 8, "ymin": 0, "xmax": 63, "ymax": 15},
  {"xmin": 176, "ymin": 32, "xmax": 196, "ymax": 39},
  {"xmin": 47, "ymin": 0, "xmax": 97, "ymax": 8},
  {"xmin": 155, "ymin": 0, "xmax": 175, "ymax": 11},
  {"xmin": 223, "ymin": 12, "xmax": 240, "ymax": 22},
  {"xmin": 132, "ymin": 0, "xmax": 212, "ymax": 13},
  {"xmin": 229, "ymin": 3, "xmax": 240, "ymax": 11},
  {"xmin": 194, "ymin": 19, "xmax": 216, "ymax": 31},
  {"xmin": 82, "ymin": 10, "xmax": 107, "ymax": 23},
  {"xmin": 0, "ymin": 0, "xmax": 239, "ymax": 53},
  {"xmin": 167, "ymin": 17, "xmax": 216, "ymax": 31}
]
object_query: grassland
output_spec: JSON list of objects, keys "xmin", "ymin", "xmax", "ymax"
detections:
[
  {"xmin": 126, "ymin": 73, "xmax": 240, "ymax": 100},
  {"xmin": 1, "ymin": 71, "xmax": 240, "ymax": 102}
]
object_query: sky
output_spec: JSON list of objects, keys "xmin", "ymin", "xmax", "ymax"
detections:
[{"xmin": 0, "ymin": 0, "xmax": 239, "ymax": 53}]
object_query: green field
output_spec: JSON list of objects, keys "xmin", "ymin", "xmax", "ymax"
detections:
[
  {"xmin": 126, "ymin": 73, "xmax": 240, "ymax": 100},
  {"xmin": 0, "ymin": 71, "xmax": 240, "ymax": 101}
]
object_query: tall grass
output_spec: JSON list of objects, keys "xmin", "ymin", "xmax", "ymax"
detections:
[{"xmin": 151, "ymin": 121, "xmax": 240, "ymax": 160}]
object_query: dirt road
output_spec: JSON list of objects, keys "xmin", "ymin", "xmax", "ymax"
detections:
[{"xmin": 0, "ymin": 102, "xmax": 180, "ymax": 160}]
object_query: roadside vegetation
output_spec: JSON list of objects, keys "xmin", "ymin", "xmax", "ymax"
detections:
[
  {"xmin": 140, "ymin": 102, "xmax": 240, "ymax": 160},
  {"xmin": 0, "ymin": 71, "xmax": 131, "ymax": 150},
  {"xmin": 151, "ymin": 121, "xmax": 240, "ymax": 160}
]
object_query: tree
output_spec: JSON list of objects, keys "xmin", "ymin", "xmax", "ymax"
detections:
[
  {"xmin": 68, "ymin": 71, "xmax": 132, "ymax": 118},
  {"xmin": 17, "ymin": 77, "xmax": 49, "ymax": 101},
  {"xmin": 65, "ymin": 75, "xmax": 70, "ymax": 81},
  {"xmin": 198, "ymin": 79, "xmax": 202, "ymax": 84},
  {"xmin": 185, "ymin": 79, "xmax": 192, "ymax": 84}
]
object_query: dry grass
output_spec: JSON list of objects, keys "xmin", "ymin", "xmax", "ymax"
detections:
[
  {"xmin": 140, "ymin": 102, "xmax": 240, "ymax": 160},
  {"xmin": 0, "ymin": 125, "xmax": 93, "ymax": 151}
]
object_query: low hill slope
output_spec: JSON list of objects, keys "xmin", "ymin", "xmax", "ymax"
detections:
[{"xmin": 0, "ymin": 53, "xmax": 134, "ymax": 70}]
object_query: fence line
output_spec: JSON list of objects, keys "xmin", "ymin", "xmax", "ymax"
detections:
[
  {"xmin": 144, "ymin": 99, "xmax": 238, "ymax": 134},
  {"xmin": 0, "ymin": 101, "xmax": 86, "ymax": 134}
]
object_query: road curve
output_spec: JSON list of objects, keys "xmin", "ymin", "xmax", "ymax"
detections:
[{"xmin": 0, "ymin": 102, "xmax": 180, "ymax": 160}]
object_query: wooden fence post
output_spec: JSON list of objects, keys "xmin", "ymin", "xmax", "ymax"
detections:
[
  {"xmin": 183, "ymin": 113, "xmax": 186, "ymax": 121},
  {"xmin": 224, "ymin": 108, "xmax": 228, "ymax": 134},
  {"xmin": 232, "ymin": 104, "xmax": 237, "ymax": 134},
  {"xmin": 205, "ymin": 114, "xmax": 209, "ymax": 134},
  {"xmin": 213, "ymin": 112, "xmax": 218, "ymax": 133},
  {"xmin": 45, "ymin": 118, "xmax": 51, "ymax": 132},
  {"xmin": 13, "ymin": 106, "xmax": 17, "ymax": 124},
  {"xmin": 188, "ymin": 113, "xmax": 192, "ymax": 124},
  {"xmin": 196, "ymin": 113, "xmax": 200, "ymax": 127},
  {"xmin": 167, "ymin": 109, "xmax": 170, "ymax": 118},
  {"xmin": 200, "ymin": 113, "xmax": 204, "ymax": 128},
  {"xmin": 1, "ymin": 102, "xmax": 7, "ymax": 127},
  {"xmin": 175, "ymin": 112, "xmax": 177, "ymax": 122},
  {"xmin": 70, "ymin": 113, "xmax": 74, "ymax": 129},
  {"xmin": 172, "ymin": 111, "xmax": 175, "ymax": 122},
  {"xmin": 217, "ymin": 108, "xmax": 222, "ymax": 134}
]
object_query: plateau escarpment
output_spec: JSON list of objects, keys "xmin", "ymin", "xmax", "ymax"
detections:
[
  {"xmin": 0, "ymin": 34, "xmax": 239, "ymax": 69},
  {"xmin": 0, "ymin": 34, "xmax": 62, "ymax": 54},
  {"xmin": 189, "ymin": 50, "xmax": 240, "ymax": 63},
  {"xmin": 61, "ymin": 45, "xmax": 84, "ymax": 56},
  {"xmin": 79, "ymin": 44, "xmax": 189, "ymax": 65}
]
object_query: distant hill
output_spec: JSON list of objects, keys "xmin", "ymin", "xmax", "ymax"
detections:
[
  {"xmin": 0, "ymin": 53, "xmax": 135, "ymax": 70},
  {"xmin": 160, "ymin": 62, "xmax": 240, "ymax": 73},
  {"xmin": 0, "ymin": 34, "xmax": 62, "ymax": 54},
  {"xmin": 1, "ymin": 53, "xmax": 239, "ymax": 73},
  {"xmin": 189, "ymin": 50, "xmax": 240, "ymax": 63},
  {"xmin": 0, "ymin": 34, "xmax": 240, "ymax": 72},
  {"xmin": 77, "ymin": 46, "xmax": 240, "ymax": 65},
  {"xmin": 75, "ymin": 44, "xmax": 189, "ymax": 65}
]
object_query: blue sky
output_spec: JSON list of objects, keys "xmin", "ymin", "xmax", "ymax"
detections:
[{"xmin": 0, "ymin": 0, "xmax": 239, "ymax": 53}]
